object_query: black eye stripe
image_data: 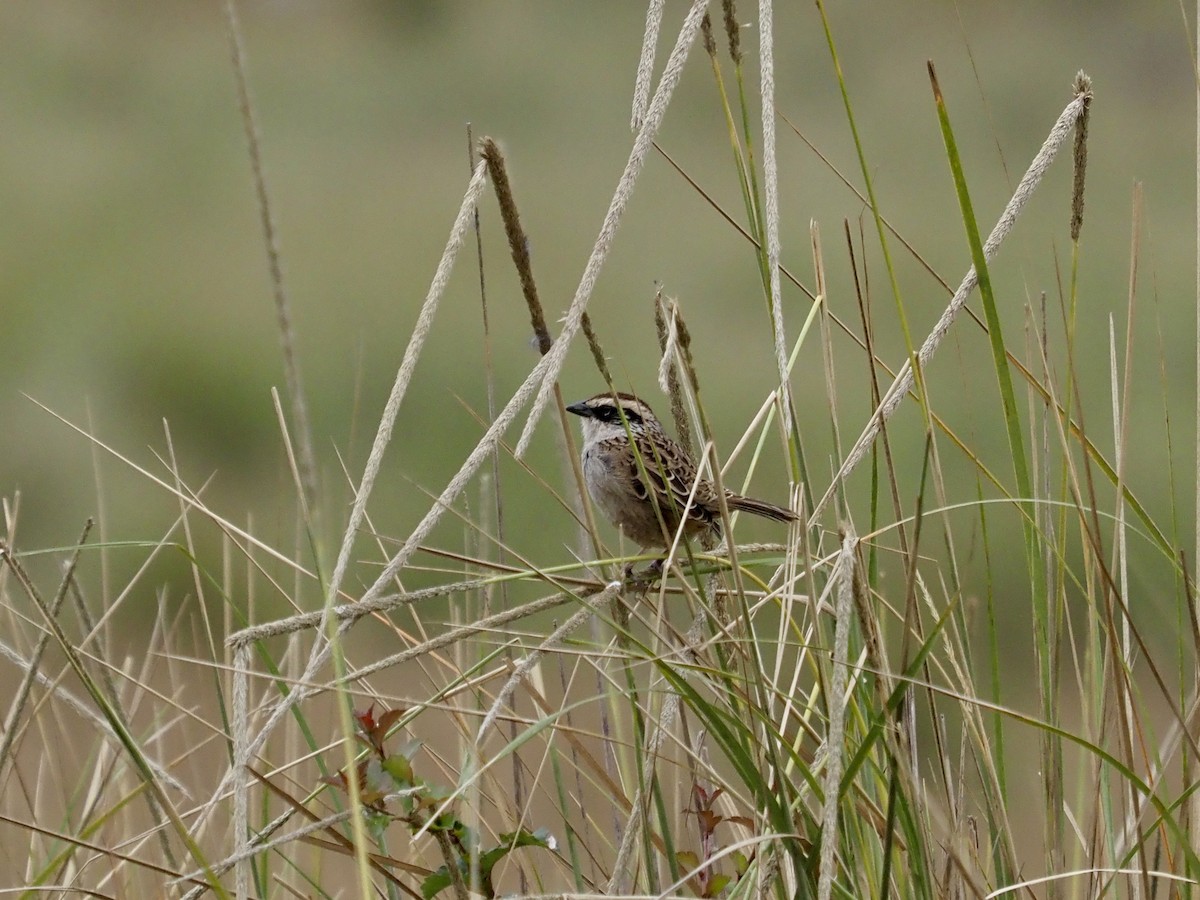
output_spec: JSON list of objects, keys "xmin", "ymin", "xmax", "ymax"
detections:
[{"xmin": 596, "ymin": 405, "xmax": 642, "ymax": 425}]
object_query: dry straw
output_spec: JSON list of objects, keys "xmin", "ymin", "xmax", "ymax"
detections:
[
  {"xmin": 758, "ymin": 0, "xmax": 795, "ymax": 441},
  {"xmin": 0, "ymin": 521, "xmax": 91, "ymax": 777},
  {"xmin": 655, "ymin": 292, "xmax": 697, "ymax": 456},
  {"xmin": 223, "ymin": 0, "xmax": 318, "ymax": 514},
  {"xmin": 631, "ymin": 0, "xmax": 667, "ymax": 131},
  {"xmin": 818, "ymin": 526, "xmax": 858, "ymax": 900}
]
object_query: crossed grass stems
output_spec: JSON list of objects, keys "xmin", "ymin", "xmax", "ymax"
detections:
[{"xmin": 3, "ymin": 4, "xmax": 1188, "ymax": 898}]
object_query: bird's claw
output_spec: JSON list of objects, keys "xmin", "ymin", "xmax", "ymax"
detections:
[{"xmin": 622, "ymin": 557, "xmax": 664, "ymax": 589}]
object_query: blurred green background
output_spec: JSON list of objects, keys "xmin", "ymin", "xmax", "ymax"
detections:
[{"xmin": 0, "ymin": 2, "xmax": 1194, "ymax": 624}]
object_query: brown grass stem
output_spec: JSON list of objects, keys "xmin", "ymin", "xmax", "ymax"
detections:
[{"xmin": 222, "ymin": 0, "xmax": 319, "ymax": 519}]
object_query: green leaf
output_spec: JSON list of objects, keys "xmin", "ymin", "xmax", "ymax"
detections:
[{"xmin": 381, "ymin": 753, "xmax": 415, "ymax": 787}]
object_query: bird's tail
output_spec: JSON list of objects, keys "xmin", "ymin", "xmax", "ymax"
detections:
[{"xmin": 726, "ymin": 493, "xmax": 798, "ymax": 523}]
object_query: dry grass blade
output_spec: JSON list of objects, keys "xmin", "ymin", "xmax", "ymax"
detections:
[
  {"xmin": 222, "ymin": 0, "xmax": 319, "ymax": 517},
  {"xmin": 818, "ymin": 526, "xmax": 857, "ymax": 900},
  {"xmin": 0, "ymin": 520, "xmax": 92, "ymax": 777},
  {"xmin": 756, "ymin": 0, "xmax": 794, "ymax": 442},
  {"xmin": 0, "ymin": 547, "xmax": 228, "ymax": 896},
  {"xmin": 631, "ymin": 0, "xmax": 666, "ymax": 130}
]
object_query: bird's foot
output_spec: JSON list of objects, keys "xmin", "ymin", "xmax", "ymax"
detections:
[{"xmin": 622, "ymin": 557, "xmax": 664, "ymax": 589}]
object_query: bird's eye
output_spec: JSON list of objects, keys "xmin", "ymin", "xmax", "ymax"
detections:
[{"xmin": 595, "ymin": 404, "xmax": 642, "ymax": 426}]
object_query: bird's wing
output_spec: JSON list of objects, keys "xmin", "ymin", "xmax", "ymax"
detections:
[{"xmin": 631, "ymin": 433, "xmax": 718, "ymax": 527}]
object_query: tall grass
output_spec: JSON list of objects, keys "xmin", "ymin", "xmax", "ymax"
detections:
[{"xmin": 0, "ymin": 2, "xmax": 1196, "ymax": 898}]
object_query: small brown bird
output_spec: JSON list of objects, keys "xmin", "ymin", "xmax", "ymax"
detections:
[{"xmin": 566, "ymin": 392, "xmax": 797, "ymax": 551}]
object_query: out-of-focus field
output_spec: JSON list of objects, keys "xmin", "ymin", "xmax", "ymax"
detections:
[{"xmin": 0, "ymin": 1, "xmax": 1192, "ymax": 620}]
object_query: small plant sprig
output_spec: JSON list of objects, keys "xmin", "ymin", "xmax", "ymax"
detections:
[
  {"xmin": 675, "ymin": 783, "xmax": 754, "ymax": 898},
  {"xmin": 322, "ymin": 706, "xmax": 554, "ymax": 899}
]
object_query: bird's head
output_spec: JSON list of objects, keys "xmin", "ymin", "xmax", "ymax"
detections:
[{"xmin": 565, "ymin": 392, "xmax": 662, "ymax": 444}]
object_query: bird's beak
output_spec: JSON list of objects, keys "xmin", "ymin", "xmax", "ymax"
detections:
[{"xmin": 565, "ymin": 401, "xmax": 591, "ymax": 418}]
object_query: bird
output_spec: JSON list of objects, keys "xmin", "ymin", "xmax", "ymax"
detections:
[{"xmin": 565, "ymin": 391, "xmax": 797, "ymax": 553}]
